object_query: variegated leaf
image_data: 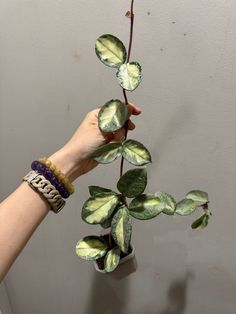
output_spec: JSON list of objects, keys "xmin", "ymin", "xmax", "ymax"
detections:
[
  {"xmin": 117, "ymin": 167, "xmax": 147, "ymax": 198},
  {"xmin": 111, "ymin": 207, "xmax": 132, "ymax": 254},
  {"xmin": 104, "ymin": 247, "xmax": 121, "ymax": 272},
  {"xmin": 122, "ymin": 139, "xmax": 152, "ymax": 166},
  {"xmin": 88, "ymin": 186, "xmax": 115, "ymax": 197},
  {"xmin": 82, "ymin": 193, "xmax": 120, "ymax": 224},
  {"xmin": 175, "ymin": 199, "xmax": 197, "ymax": 216},
  {"xmin": 155, "ymin": 192, "xmax": 176, "ymax": 215},
  {"xmin": 95, "ymin": 34, "xmax": 127, "ymax": 68},
  {"xmin": 129, "ymin": 194, "xmax": 163, "ymax": 220},
  {"xmin": 186, "ymin": 190, "xmax": 208, "ymax": 203},
  {"xmin": 98, "ymin": 99, "xmax": 129, "ymax": 132},
  {"xmin": 75, "ymin": 236, "xmax": 108, "ymax": 261},
  {"xmin": 91, "ymin": 142, "xmax": 122, "ymax": 164},
  {"xmin": 116, "ymin": 62, "xmax": 142, "ymax": 91}
]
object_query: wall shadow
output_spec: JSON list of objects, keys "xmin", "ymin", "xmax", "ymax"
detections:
[
  {"xmin": 85, "ymin": 257, "xmax": 137, "ymax": 314},
  {"xmin": 159, "ymin": 271, "xmax": 194, "ymax": 314}
]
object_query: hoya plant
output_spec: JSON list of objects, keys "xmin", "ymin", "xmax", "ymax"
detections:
[{"xmin": 75, "ymin": 0, "xmax": 211, "ymax": 273}]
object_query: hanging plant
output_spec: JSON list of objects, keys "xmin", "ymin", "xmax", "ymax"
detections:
[{"xmin": 75, "ymin": 0, "xmax": 211, "ymax": 273}]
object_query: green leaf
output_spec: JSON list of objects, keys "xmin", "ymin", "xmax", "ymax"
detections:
[
  {"xmin": 117, "ymin": 167, "xmax": 147, "ymax": 198},
  {"xmin": 98, "ymin": 99, "xmax": 129, "ymax": 132},
  {"xmin": 122, "ymin": 139, "xmax": 152, "ymax": 166},
  {"xmin": 104, "ymin": 247, "xmax": 121, "ymax": 272},
  {"xmin": 91, "ymin": 142, "xmax": 122, "ymax": 164},
  {"xmin": 95, "ymin": 34, "xmax": 127, "ymax": 68},
  {"xmin": 129, "ymin": 194, "xmax": 163, "ymax": 220},
  {"xmin": 175, "ymin": 199, "xmax": 197, "ymax": 216},
  {"xmin": 100, "ymin": 216, "xmax": 113, "ymax": 229},
  {"xmin": 116, "ymin": 62, "xmax": 142, "ymax": 91},
  {"xmin": 81, "ymin": 193, "xmax": 120, "ymax": 224},
  {"xmin": 191, "ymin": 213, "xmax": 209, "ymax": 229},
  {"xmin": 75, "ymin": 236, "xmax": 108, "ymax": 261},
  {"xmin": 155, "ymin": 192, "xmax": 176, "ymax": 215},
  {"xmin": 186, "ymin": 190, "xmax": 209, "ymax": 203},
  {"xmin": 88, "ymin": 186, "xmax": 115, "ymax": 197},
  {"xmin": 111, "ymin": 206, "xmax": 132, "ymax": 254}
]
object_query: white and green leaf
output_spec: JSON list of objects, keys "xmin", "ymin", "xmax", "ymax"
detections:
[
  {"xmin": 111, "ymin": 207, "xmax": 132, "ymax": 254},
  {"xmin": 98, "ymin": 99, "xmax": 129, "ymax": 132},
  {"xmin": 155, "ymin": 192, "xmax": 176, "ymax": 215},
  {"xmin": 175, "ymin": 199, "xmax": 197, "ymax": 216},
  {"xmin": 75, "ymin": 236, "xmax": 108, "ymax": 261},
  {"xmin": 91, "ymin": 142, "xmax": 122, "ymax": 164},
  {"xmin": 116, "ymin": 62, "xmax": 142, "ymax": 91},
  {"xmin": 122, "ymin": 139, "xmax": 152, "ymax": 166},
  {"xmin": 88, "ymin": 186, "xmax": 115, "ymax": 197},
  {"xmin": 104, "ymin": 247, "xmax": 121, "ymax": 272},
  {"xmin": 186, "ymin": 190, "xmax": 209, "ymax": 204},
  {"xmin": 117, "ymin": 167, "xmax": 147, "ymax": 198},
  {"xmin": 95, "ymin": 34, "xmax": 127, "ymax": 68},
  {"xmin": 129, "ymin": 194, "xmax": 163, "ymax": 220},
  {"xmin": 81, "ymin": 193, "xmax": 120, "ymax": 224}
]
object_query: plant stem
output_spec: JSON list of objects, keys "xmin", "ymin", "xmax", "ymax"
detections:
[{"xmin": 120, "ymin": 0, "xmax": 135, "ymax": 179}]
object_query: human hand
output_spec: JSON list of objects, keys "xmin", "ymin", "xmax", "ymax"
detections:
[{"xmin": 49, "ymin": 104, "xmax": 141, "ymax": 182}]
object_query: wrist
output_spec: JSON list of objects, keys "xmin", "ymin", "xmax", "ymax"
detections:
[{"xmin": 49, "ymin": 147, "xmax": 83, "ymax": 183}]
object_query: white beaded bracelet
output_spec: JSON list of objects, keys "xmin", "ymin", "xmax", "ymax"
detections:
[{"xmin": 23, "ymin": 170, "xmax": 65, "ymax": 213}]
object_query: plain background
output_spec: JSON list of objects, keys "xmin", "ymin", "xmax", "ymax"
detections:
[{"xmin": 0, "ymin": 0, "xmax": 236, "ymax": 313}]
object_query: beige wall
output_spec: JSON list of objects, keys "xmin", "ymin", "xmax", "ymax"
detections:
[
  {"xmin": 0, "ymin": 283, "xmax": 12, "ymax": 314},
  {"xmin": 1, "ymin": 0, "xmax": 236, "ymax": 313}
]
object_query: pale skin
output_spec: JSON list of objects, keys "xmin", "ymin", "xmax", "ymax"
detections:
[{"xmin": 0, "ymin": 104, "xmax": 141, "ymax": 282}]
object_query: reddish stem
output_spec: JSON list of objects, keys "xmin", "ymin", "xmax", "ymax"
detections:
[{"xmin": 120, "ymin": 0, "xmax": 135, "ymax": 179}]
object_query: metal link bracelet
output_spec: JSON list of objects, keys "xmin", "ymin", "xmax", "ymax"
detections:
[{"xmin": 23, "ymin": 170, "xmax": 65, "ymax": 213}]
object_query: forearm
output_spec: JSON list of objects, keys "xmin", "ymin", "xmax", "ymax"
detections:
[{"xmin": 0, "ymin": 148, "xmax": 78, "ymax": 282}]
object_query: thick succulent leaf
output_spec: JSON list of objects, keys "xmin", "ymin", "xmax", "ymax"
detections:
[
  {"xmin": 111, "ymin": 207, "xmax": 132, "ymax": 254},
  {"xmin": 104, "ymin": 247, "xmax": 121, "ymax": 272},
  {"xmin": 117, "ymin": 167, "xmax": 147, "ymax": 198},
  {"xmin": 82, "ymin": 193, "xmax": 120, "ymax": 224},
  {"xmin": 75, "ymin": 236, "xmax": 108, "ymax": 261},
  {"xmin": 116, "ymin": 62, "xmax": 142, "ymax": 91},
  {"xmin": 129, "ymin": 194, "xmax": 163, "ymax": 220},
  {"xmin": 191, "ymin": 213, "xmax": 209, "ymax": 229},
  {"xmin": 91, "ymin": 142, "xmax": 122, "ymax": 164},
  {"xmin": 122, "ymin": 139, "xmax": 152, "ymax": 166},
  {"xmin": 155, "ymin": 192, "xmax": 176, "ymax": 215},
  {"xmin": 95, "ymin": 34, "xmax": 127, "ymax": 68},
  {"xmin": 175, "ymin": 199, "xmax": 197, "ymax": 216},
  {"xmin": 98, "ymin": 99, "xmax": 129, "ymax": 132},
  {"xmin": 88, "ymin": 186, "xmax": 115, "ymax": 197},
  {"xmin": 186, "ymin": 190, "xmax": 209, "ymax": 203}
]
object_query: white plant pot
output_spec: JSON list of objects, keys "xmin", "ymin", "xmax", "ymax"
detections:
[{"xmin": 93, "ymin": 244, "xmax": 135, "ymax": 274}]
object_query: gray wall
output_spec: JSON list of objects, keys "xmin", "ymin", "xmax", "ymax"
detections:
[
  {"xmin": 0, "ymin": 283, "xmax": 12, "ymax": 314},
  {"xmin": 1, "ymin": 0, "xmax": 236, "ymax": 313}
]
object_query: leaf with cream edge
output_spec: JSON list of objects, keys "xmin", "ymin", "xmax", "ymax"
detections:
[
  {"xmin": 88, "ymin": 186, "xmax": 115, "ymax": 197},
  {"xmin": 155, "ymin": 192, "xmax": 176, "ymax": 215},
  {"xmin": 98, "ymin": 99, "xmax": 129, "ymax": 132},
  {"xmin": 117, "ymin": 167, "xmax": 147, "ymax": 198},
  {"xmin": 104, "ymin": 247, "xmax": 121, "ymax": 272},
  {"xmin": 111, "ymin": 206, "xmax": 132, "ymax": 254},
  {"xmin": 122, "ymin": 139, "xmax": 152, "ymax": 166},
  {"xmin": 91, "ymin": 142, "xmax": 122, "ymax": 164},
  {"xmin": 129, "ymin": 194, "xmax": 163, "ymax": 220},
  {"xmin": 186, "ymin": 190, "xmax": 209, "ymax": 204},
  {"xmin": 175, "ymin": 199, "xmax": 197, "ymax": 216},
  {"xmin": 95, "ymin": 34, "xmax": 127, "ymax": 68},
  {"xmin": 81, "ymin": 193, "xmax": 120, "ymax": 224},
  {"xmin": 116, "ymin": 62, "xmax": 142, "ymax": 91},
  {"xmin": 75, "ymin": 236, "xmax": 108, "ymax": 261}
]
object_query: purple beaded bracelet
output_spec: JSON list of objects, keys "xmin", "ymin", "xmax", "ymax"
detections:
[{"xmin": 31, "ymin": 160, "xmax": 70, "ymax": 199}]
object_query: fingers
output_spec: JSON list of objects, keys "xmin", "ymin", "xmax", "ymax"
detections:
[
  {"xmin": 127, "ymin": 103, "xmax": 142, "ymax": 117},
  {"xmin": 128, "ymin": 119, "xmax": 136, "ymax": 130}
]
